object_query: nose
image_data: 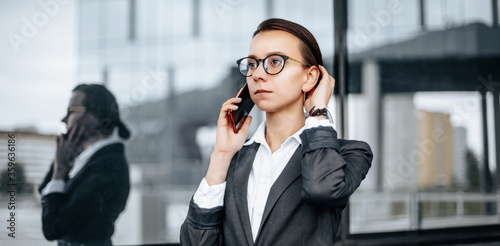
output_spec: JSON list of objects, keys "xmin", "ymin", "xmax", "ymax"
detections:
[
  {"xmin": 61, "ymin": 114, "xmax": 68, "ymax": 124},
  {"xmin": 251, "ymin": 61, "xmax": 267, "ymax": 81}
]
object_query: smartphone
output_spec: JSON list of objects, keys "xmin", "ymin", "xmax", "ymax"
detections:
[
  {"xmin": 65, "ymin": 112, "xmax": 99, "ymax": 139},
  {"xmin": 229, "ymin": 83, "xmax": 255, "ymax": 133}
]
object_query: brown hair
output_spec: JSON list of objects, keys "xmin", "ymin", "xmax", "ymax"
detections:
[
  {"xmin": 253, "ymin": 18, "xmax": 324, "ymax": 68},
  {"xmin": 73, "ymin": 84, "xmax": 130, "ymax": 140}
]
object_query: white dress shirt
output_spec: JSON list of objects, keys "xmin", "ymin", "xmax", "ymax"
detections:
[
  {"xmin": 193, "ymin": 117, "xmax": 334, "ymax": 241},
  {"xmin": 41, "ymin": 129, "xmax": 123, "ymax": 196}
]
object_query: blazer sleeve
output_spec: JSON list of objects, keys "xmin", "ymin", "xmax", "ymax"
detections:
[
  {"xmin": 38, "ymin": 163, "xmax": 54, "ymax": 194},
  {"xmin": 180, "ymin": 198, "xmax": 224, "ymax": 246},
  {"xmin": 300, "ymin": 126, "xmax": 373, "ymax": 208}
]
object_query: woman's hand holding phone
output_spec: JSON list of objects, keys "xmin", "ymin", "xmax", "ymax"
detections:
[
  {"xmin": 52, "ymin": 120, "xmax": 91, "ymax": 180},
  {"xmin": 304, "ymin": 65, "xmax": 336, "ymax": 114},
  {"xmin": 205, "ymin": 97, "xmax": 252, "ymax": 186}
]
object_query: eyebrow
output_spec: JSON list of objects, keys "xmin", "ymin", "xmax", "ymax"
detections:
[{"xmin": 248, "ymin": 51, "xmax": 287, "ymax": 58}]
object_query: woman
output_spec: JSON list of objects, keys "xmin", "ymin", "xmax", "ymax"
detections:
[
  {"xmin": 181, "ymin": 18, "xmax": 372, "ymax": 246},
  {"xmin": 39, "ymin": 84, "xmax": 130, "ymax": 246}
]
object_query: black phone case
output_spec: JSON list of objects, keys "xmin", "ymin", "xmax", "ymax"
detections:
[{"xmin": 230, "ymin": 83, "xmax": 255, "ymax": 133}]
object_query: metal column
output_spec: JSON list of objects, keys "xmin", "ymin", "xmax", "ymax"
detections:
[{"xmin": 334, "ymin": 0, "xmax": 349, "ymax": 244}]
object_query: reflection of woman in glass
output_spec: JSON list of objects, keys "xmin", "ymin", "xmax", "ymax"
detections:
[
  {"xmin": 181, "ymin": 18, "xmax": 372, "ymax": 245},
  {"xmin": 39, "ymin": 84, "xmax": 130, "ymax": 246}
]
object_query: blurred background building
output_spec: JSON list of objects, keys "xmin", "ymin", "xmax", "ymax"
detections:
[
  {"xmin": 417, "ymin": 110, "xmax": 454, "ymax": 189},
  {"xmin": 1, "ymin": 0, "xmax": 500, "ymax": 245}
]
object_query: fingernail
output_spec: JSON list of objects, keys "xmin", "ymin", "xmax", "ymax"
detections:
[
  {"xmin": 236, "ymin": 97, "xmax": 242, "ymax": 100},
  {"xmin": 233, "ymin": 105, "xmax": 239, "ymax": 109}
]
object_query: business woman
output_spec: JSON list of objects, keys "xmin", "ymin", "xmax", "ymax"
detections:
[
  {"xmin": 180, "ymin": 18, "xmax": 373, "ymax": 246},
  {"xmin": 39, "ymin": 84, "xmax": 130, "ymax": 246}
]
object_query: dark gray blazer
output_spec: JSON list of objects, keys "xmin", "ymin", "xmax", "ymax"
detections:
[
  {"xmin": 39, "ymin": 143, "xmax": 130, "ymax": 246},
  {"xmin": 180, "ymin": 126, "xmax": 373, "ymax": 246}
]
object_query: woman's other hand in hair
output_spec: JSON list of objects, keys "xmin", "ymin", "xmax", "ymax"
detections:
[{"xmin": 304, "ymin": 65, "xmax": 336, "ymax": 114}]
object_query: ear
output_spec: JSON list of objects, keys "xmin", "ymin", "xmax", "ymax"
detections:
[{"xmin": 302, "ymin": 66, "xmax": 320, "ymax": 93}]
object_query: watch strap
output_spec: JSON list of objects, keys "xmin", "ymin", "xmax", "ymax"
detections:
[{"xmin": 307, "ymin": 106, "xmax": 334, "ymax": 124}]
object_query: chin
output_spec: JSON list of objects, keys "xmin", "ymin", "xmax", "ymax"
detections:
[{"xmin": 255, "ymin": 102, "xmax": 280, "ymax": 114}]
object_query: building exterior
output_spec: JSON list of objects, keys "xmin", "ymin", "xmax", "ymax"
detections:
[
  {"xmin": 72, "ymin": 0, "xmax": 500, "ymax": 244},
  {"xmin": 417, "ymin": 110, "xmax": 454, "ymax": 189},
  {"xmin": 453, "ymin": 126, "xmax": 468, "ymax": 189},
  {"xmin": 381, "ymin": 94, "xmax": 419, "ymax": 191},
  {"xmin": 0, "ymin": 130, "xmax": 56, "ymax": 192}
]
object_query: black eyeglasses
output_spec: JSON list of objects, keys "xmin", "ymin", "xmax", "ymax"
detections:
[
  {"xmin": 236, "ymin": 54, "xmax": 310, "ymax": 77},
  {"xmin": 64, "ymin": 106, "xmax": 86, "ymax": 119}
]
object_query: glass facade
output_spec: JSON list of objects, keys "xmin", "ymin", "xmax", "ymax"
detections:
[
  {"xmin": 77, "ymin": 0, "xmax": 336, "ymax": 244},
  {"xmin": 346, "ymin": 0, "xmax": 500, "ymax": 240},
  {"xmin": 76, "ymin": 0, "xmax": 500, "ymax": 244},
  {"xmin": 2, "ymin": 0, "xmax": 498, "ymax": 245}
]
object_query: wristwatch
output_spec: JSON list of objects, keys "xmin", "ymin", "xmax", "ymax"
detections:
[{"xmin": 307, "ymin": 106, "xmax": 334, "ymax": 124}]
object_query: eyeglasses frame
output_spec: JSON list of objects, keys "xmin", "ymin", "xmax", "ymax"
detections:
[
  {"xmin": 64, "ymin": 106, "xmax": 86, "ymax": 119},
  {"xmin": 236, "ymin": 54, "xmax": 311, "ymax": 77}
]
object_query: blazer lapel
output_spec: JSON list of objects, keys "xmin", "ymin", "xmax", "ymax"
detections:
[
  {"xmin": 65, "ymin": 161, "xmax": 92, "ymax": 192},
  {"xmin": 65, "ymin": 148, "xmax": 101, "ymax": 192},
  {"xmin": 232, "ymin": 143, "xmax": 259, "ymax": 246},
  {"xmin": 258, "ymin": 145, "xmax": 302, "ymax": 234},
  {"xmin": 64, "ymin": 143, "xmax": 121, "ymax": 192}
]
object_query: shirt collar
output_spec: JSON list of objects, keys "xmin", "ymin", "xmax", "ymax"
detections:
[
  {"xmin": 244, "ymin": 121, "xmax": 304, "ymax": 147},
  {"xmin": 69, "ymin": 128, "xmax": 123, "ymax": 178}
]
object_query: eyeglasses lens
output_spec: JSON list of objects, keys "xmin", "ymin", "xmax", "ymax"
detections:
[
  {"xmin": 238, "ymin": 55, "xmax": 285, "ymax": 77},
  {"xmin": 265, "ymin": 55, "xmax": 285, "ymax": 75}
]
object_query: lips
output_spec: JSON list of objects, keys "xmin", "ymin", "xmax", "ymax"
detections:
[{"xmin": 255, "ymin": 89, "xmax": 271, "ymax": 95}]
